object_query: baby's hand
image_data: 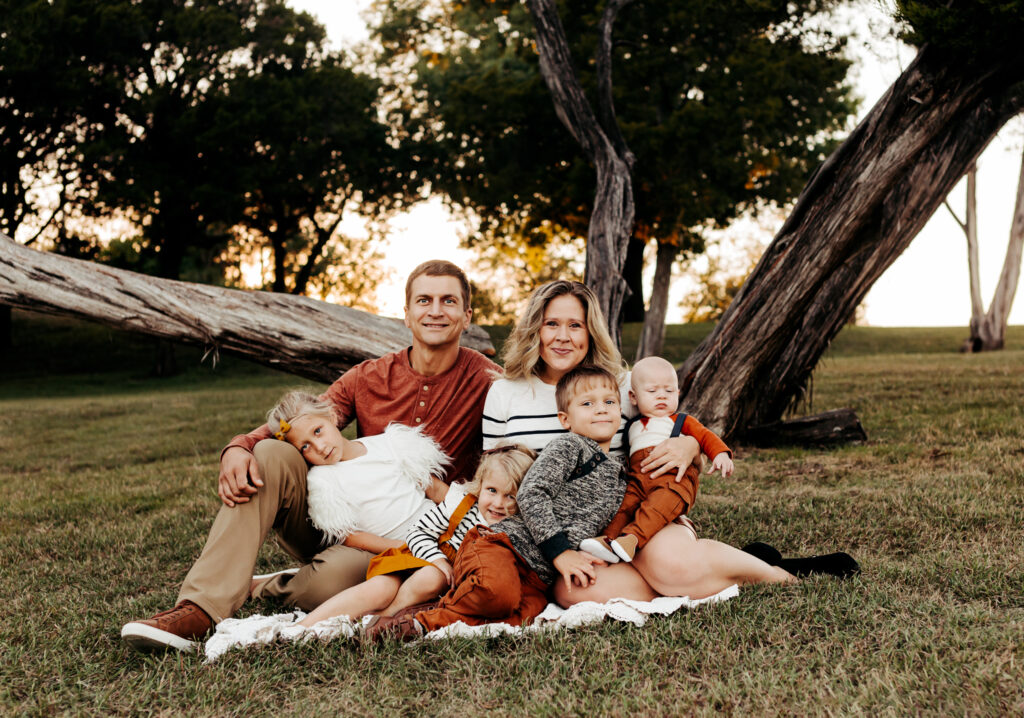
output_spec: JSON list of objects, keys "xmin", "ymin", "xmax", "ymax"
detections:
[
  {"xmin": 430, "ymin": 558, "xmax": 454, "ymax": 586},
  {"xmin": 552, "ymin": 550, "xmax": 604, "ymax": 592},
  {"xmin": 707, "ymin": 453, "xmax": 734, "ymax": 477}
]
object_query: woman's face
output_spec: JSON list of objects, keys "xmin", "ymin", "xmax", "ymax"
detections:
[{"xmin": 537, "ymin": 293, "xmax": 590, "ymax": 384}]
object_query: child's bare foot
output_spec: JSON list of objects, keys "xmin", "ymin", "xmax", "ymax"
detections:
[{"xmin": 579, "ymin": 537, "xmax": 619, "ymax": 563}]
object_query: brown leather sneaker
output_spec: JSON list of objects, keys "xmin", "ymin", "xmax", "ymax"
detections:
[
  {"xmin": 361, "ymin": 613, "xmax": 425, "ymax": 644},
  {"xmin": 611, "ymin": 534, "xmax": 639, "ymax": 562},
  {"xmin": 121, "ymin": 600, "xmax": 212, "ymax": 653}
]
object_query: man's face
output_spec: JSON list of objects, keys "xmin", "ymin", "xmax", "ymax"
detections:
[{"xmin": 404, "ymin": 274, "xmax": 472, "ymax": 350}]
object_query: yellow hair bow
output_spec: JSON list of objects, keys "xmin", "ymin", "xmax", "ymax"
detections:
[{"xmin": 274, "ymin": 419, "xmax": 291, "ymax": 441}]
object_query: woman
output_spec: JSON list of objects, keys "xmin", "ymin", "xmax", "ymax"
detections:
[{"xmin": 484, "ymin": 280, "xmax": 798, "ymax": 605}]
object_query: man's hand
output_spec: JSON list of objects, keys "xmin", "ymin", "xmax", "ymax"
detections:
[
  {"xmin": 708, "ymin": 453, "xmax": 735, "ymax": 478},
  {"xmin": 218, "ymin": 446, "xmax": 262, "ymax": 507},
  {"xmin": 552, "ymin": 549, "xmax": 606, "ymax": 592},
  {"xmin": 430, "ymin": 558, "xmax": 454, "ymax": 586},
  {"xmin": 640, "ymin": 435, "xmax": 703, "ymax": 480}
]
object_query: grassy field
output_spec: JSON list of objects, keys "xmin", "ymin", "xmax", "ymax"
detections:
[{"xmin": 1, "ymin": 312, "xmax": 1022, "ymax": 716}]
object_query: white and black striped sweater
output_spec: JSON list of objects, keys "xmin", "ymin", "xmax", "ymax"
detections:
[
  {"xmin": 492, "ymin": 432, "xmax": 628, "ymax": 585},
  {"xmin": 405, "ymin": 483, "xmax": 481, "ymax": 565}
]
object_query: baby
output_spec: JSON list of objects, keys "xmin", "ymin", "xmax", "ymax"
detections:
[{"xmin": 580, "ymin": 356, "xmax": 733, "ymax": 563}]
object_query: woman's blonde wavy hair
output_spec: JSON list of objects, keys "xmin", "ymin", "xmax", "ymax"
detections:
[{"xmin": 500, "ymin": 280, "xmax": 625, "ymax": 382}]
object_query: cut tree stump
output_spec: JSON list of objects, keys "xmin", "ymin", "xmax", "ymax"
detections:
[{"xmin": 741, "ymin": 408, "xmax": 867, "ymax": 447}]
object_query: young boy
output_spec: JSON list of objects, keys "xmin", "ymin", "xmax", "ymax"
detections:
[
  {"xmin": 580, "ymin": 355, "xmax": 733, "ymax": 563},
  {"xmin": 364, "ymin": 365, "xmax": 629, "ymax": 641}
]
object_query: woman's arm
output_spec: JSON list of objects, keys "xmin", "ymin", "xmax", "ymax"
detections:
[{"xmin": 342, "ymin": 531, "xmax": 404, "ymax": 554}]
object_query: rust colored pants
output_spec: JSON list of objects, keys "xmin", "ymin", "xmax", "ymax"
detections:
[
  {"xmin": 415, "ymin": 527, "xmax": 549, "ymax": 632},
  {"xmin": 602, "ymin": 447, "xmax": 701, "ymax": 549}
]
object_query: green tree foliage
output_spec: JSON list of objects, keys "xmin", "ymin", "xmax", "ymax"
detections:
[{"xmin": 371, "ymin": 0, "xmax": 856, "ymax": 317}]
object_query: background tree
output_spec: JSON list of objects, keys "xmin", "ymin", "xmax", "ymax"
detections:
[
  {"xmin": 677, "ymin": 0, "xmax": 1024, "ymax": 437},
  {"xmin": 944, "ymin": 141, "xmax": 1024, "ymax": 352},
  {"xmin": 370, "ymin": 0, "xmax": 854, "ymax": 350},
  {"xmin": 206, "ymin": 33, "xmax": 416, "ymax": 299}
]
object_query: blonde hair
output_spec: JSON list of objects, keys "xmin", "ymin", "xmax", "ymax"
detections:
[
  {"xmin": 501, "ymin": 280, "xmax": 625, "ymax": 382},
  {"xmin": 266, "ymin": 390, "xmax": 334, "ymax": 441},
  {"xmin": 461, "ymin": 441, "xmax": 537, "ymax": 510}
]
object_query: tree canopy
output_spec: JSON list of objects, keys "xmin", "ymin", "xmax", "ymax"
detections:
[{"xmin": 370, "ymin": 0, "xmax": 856, "ymax": 335}]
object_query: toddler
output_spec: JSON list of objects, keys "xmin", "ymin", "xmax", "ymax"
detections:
[
  {"xmin": 259, "ymin": 390, "xmax": 449, "ymax": 569},
  {"xmin": 298, "ymin": 442, "xmax": 536, "ymax": 627},
  {"xmin": 580, "ymin": 356, "xmax": 733, "ymax": 563},
  {"xmin": 364, "ymin": 365, "xmax": 630, "ymax": 641}
]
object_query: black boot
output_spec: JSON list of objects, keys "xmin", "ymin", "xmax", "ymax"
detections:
[
  {"xmin": 777, "ymin": 552, "xmax": 860, "ymax": 579},
  {"xmin": 741, "ymin": 542, "xmax": 782, "ymax": 565}
]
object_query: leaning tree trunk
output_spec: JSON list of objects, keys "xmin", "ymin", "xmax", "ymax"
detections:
[
  {"xmin": 956, "ymin": 145, "xmax": 1024, "ymax": 351},
  {"xmin": 528, "ymin": 0, "xmax": 636, "ymax": 348},
  {"xmin": 678, "ymin": 44, "xmax": 1024, "ymax": 438},
  {"xmin": 0, "ymin": 233, "xmax": 494, "ymax": 383},
  {"xmin": 635, "ymin": 240, "xmax": 678, "ymax": 360}
]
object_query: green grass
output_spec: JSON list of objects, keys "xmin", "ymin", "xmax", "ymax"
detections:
[{"xmin": 2, "ymin": 311, "xmax": 1023, "ymax": 716}]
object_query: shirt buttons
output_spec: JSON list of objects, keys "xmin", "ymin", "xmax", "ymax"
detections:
[
  {"xmin": 419, "ymin": 401, "xmax": 425, "ymax": 407},
  {"xmin": 422, "ymin": 385, "xmax": 429, "ymax": 391},
  {"xmin": 415, "ymin": 417, "xmax": 422, "ymax": 423}
]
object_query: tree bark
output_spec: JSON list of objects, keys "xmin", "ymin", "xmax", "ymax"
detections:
[
  {"xmin": 635, "ymin": 240, "xmax": 677, "ymax": 361},
  {"xmin": 677, "ymin": 45, "xmax": 1024, "ymax": 438},
  {"xmin": 527, "ymin": 0, "xmax": 636, "ymax": 347},
  {"xmin": 620, "ymin": 237, "xmax": 646, "ymax": 323},
  {"xmin": 0, "ymin": 234, "xmax": 495, "ymax": 383}
]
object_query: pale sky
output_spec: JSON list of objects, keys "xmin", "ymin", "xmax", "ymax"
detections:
[{"xmin": 291, "ymin": 0, "xmax": 1023, "ymax": 328}]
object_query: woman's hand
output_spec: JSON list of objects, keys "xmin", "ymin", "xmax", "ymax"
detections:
[
  {"xmin": 639, "ymin": 435, "xmax": 703, "ymax": 480},
  {"xmin": 218, "ymin": 446, "xmax": 262, "ymax": 507},
  {"xmin": 552, "ymin": 549, "xmax": 606, "ymax": 592}
]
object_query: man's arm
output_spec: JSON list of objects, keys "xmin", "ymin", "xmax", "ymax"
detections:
[{"xmin": 216, "ymin": 366, "xmax": 357, "ymax": 507}]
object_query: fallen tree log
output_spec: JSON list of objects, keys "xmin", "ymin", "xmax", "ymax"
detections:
[
  {"xmin": 741, "ymin": 408, "xmax": 867, "ymax": 447},
  {"xmin": 0, "ymin": 234, "xmax": 495, "ymax": 383}
]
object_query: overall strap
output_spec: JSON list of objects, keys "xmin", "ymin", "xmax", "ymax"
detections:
[
  {"xmin": 439, "ymin": 493, "xmax": 478, "ymax": 544},
  {"xmin": 670, "ymin": 412, "xmax": 689, "ymax": 438}
]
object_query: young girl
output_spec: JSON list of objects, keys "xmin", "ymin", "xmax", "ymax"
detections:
[
  {"xmin": 265, "ymin": 390, "xmax": 450, "ymax": 558},
  {"xmin": 297, "ymin": 442, "xmax": 537, "ymax": 628}
]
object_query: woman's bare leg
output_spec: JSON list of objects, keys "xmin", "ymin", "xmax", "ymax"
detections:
[
  {"xmin": 298, "ymin": 574, "xmax": 401, "ymax": 627},
  {"xmin": 380, "ymin": 565, "xmax": 448, "ymax": 616},
  {"xmin": 552, "ymin": 562, "xmax": 658, "ymax": 607},
  {"xmin": 633, "ymin": 523, "xmax": 794, "ymax": 600}
]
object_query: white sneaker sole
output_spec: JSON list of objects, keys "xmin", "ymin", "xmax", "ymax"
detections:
[
  {"xmin": 253, "ymin": 567, "xmax": 301, "ymax": 581},
  {"xmin": 611, "ymin": 540, "xmax": 635, "ymax": 563},
  {"xmin": 121, "ymin": 622, "xmax": 197, "ymax": 653},
  {"xmin": 579, "ymin": 538, "xmax": 619, "ymax": 563}
]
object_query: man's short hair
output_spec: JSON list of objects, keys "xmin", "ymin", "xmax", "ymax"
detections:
[
  {"xmin": 555, "ymin": 365, "xmax": 620, "ymax": 414},
  {"xmin": 405, "ymin": 260, "xmax": 471, "ymax": 309}
]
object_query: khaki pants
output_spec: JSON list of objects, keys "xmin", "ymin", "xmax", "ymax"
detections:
[
  {"xmin": 602, "ymin": 451, "xmax": 701, "ymax": 549},
  {"xmin": 415, "ymin": 527, "xmax": 549, "ymax": 632},
  {"xmin": 177, "ymin": 440, "xmax": 371, "ymax": 623}
]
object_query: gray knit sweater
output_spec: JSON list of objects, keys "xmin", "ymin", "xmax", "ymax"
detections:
[{"xmin": 493, "ymin": 432, "xmax": 627, "ymax": 585}]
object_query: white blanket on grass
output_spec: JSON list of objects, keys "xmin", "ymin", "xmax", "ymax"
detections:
[{"xmin": 203, "ymin": 585, "xmax": 739, "ymax": 663}]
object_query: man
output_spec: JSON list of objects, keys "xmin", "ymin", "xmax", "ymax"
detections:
[{"xmin": 121, "ymin": 260, "xmax": 499, "ymax": 652}]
